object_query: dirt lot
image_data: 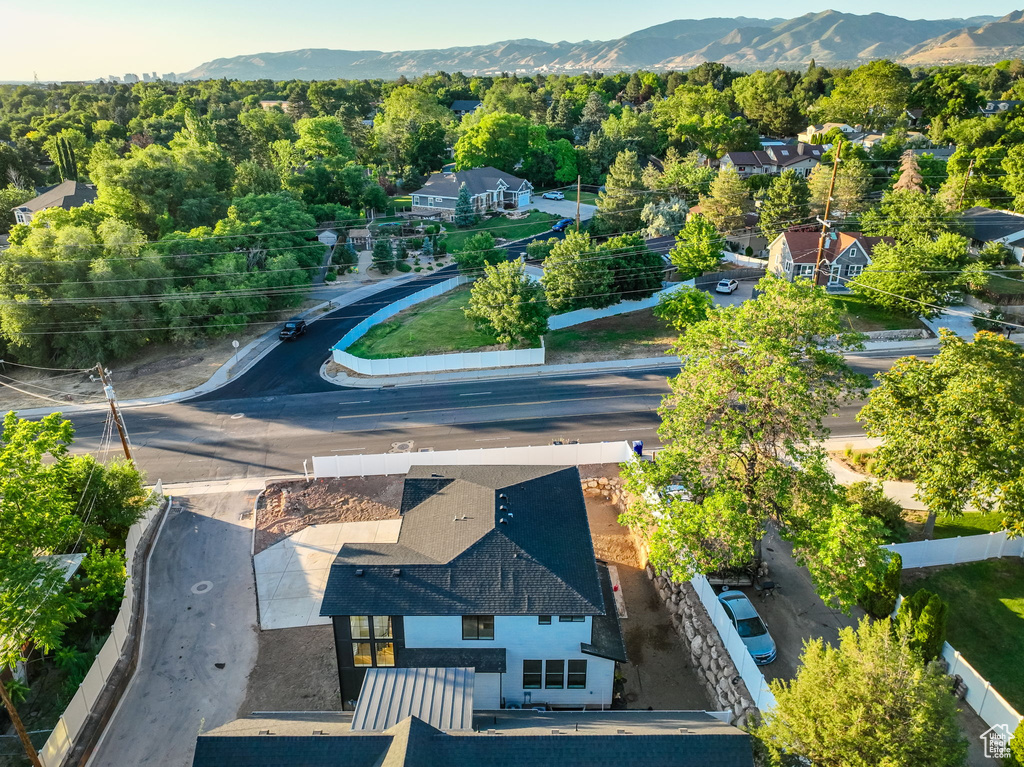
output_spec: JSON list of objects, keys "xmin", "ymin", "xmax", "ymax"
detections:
[
  {"xmin": 255, "ymin": 476, "xmax": 404, "ymax": 553},
  {"xmin": 581, "ymin": 472, "xmax": 711, "ymax": 711},
  {"xmin": 239, "ymin": 625, "xmax": 341, "ymax": 714}
]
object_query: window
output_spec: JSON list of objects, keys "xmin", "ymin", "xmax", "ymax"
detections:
[
  {"xmin": 413, "ymin": 196, "xmax": 420, "ymax": 206},
  {"xmin": 462, "ymin": 615, "xmax": 495, "ymax": 640},
  {"xmin": 558, "ymin": 616, "xmax": 584, "ymax": 623},
  {"xmin": 567, "ymin": 660, "xmax": 587, "ymax": 689},
  {"xmin": 352, "ymin": 642, "xmax": 372, "ymax": 667},
  {"xmin": 374, "ymin": 643, "xmax": 395, "ymax": 667},
  {"xmin": 847, "ymin": 264, "xmax": 863, "ymax": 278},
  {"xmin": 523, "ymin": 660, "xmax": 542, "ymax": 689},
  {"xmin": 545, "ymin": 660, "xmax": 565, "ymax": 689},
  {"xmin": 798, "ymin": 264, "xmax": 814, "ymax": 277},
  {"xmin": 427, "ymin": 198, "xmax": 434, "ymax": 207},
  {"xmin": 538, "ymin": 616, "xmax": 551, "ymax": 625},
  {"xmin": 350, "ymin": 616, "xmax": 370, "ymax": 640},
  {"xmin": 848, "ymin": 247, "xmax": 858, "ymax": 258},
  {"xmin": 373, "ymin": 616, "xmax": 393, "ymax": 639}
]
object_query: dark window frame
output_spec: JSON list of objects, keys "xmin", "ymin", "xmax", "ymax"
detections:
[
  {"xmin": 567, "ymin": 659, "xmax": 587, "ymax": 689},
  {"xmin": 558, "ymin": 616, "xmax": 585, "ymax": 623},
  {"xmin": 545, "ymin": 659, "xmax": 565, "ymax": 689},
  {"xmin": 538, "ymin": 616, "xmax": 551, "ymax": 625},
  {"xmin": 462, "ymin": 615, "xmax": 495, "ymax": 640},
  {"xmin": 523, "ymin": 659, "xmax": 542, "ymax": 689}
]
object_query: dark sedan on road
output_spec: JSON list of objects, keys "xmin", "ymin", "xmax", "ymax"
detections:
[{"xmin": 551, "ymin": 218, "xmax": 574, "ymax": 232}]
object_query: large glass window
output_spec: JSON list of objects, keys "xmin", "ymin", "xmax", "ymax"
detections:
[
  {"xmin": 352, "ymin": 642, "xmax": 372, "ymax": 667},
  {"xmin": 545, "ymin": 660, "xmax": 565, "ymax": 689},
  {"xmin": 567, "ymin": 660, "xmax": 587, "ymax": 689},
  {"xmin": 375, "ymin": 643, "xmax": 395, "ymax": 667},
  {"xmin": 373, "ymin": 616, "xmax": 393, "ymax": 639},
  {"xmin": 350, "ymin": 616, "xmax": 370, "ymax": 639},
  {"xmin": 462, "ymin": 615, "xmax": 495, "ymax": 640},
  {"xmin": 523, "ymin": 660, "xmax": 542, "ymax": 689},
  {"xmin": 558, "ymin": 616, "xmax": 584, "ymax": 623}
]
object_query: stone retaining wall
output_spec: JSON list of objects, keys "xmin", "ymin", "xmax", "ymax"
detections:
[
  {"xmin": 863, "ymin": 327, "xmax": 931, "ymax": 341},
  {"xmin": 579, "ymin": 475, "xmax": 759, "ymax": 727}
]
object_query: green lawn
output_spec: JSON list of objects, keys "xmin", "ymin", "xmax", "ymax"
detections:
[
  {"xmin": 935, "ymin": 513, "xmax": 1009, "ymax": 539},
  {"xmin": 443, "ymin": 210, "xmax": 558, "ymax": 251},
  {"xmin": 344, "ymin": 287, "xmax": 498, "ymax": 359},
  {"xmin": 830, "ymin": 294, "xmax": 924, "ymax": 332},
  {"xmin": 981, "ymin": 266, "xmax": 1024, "ymax": 299},
  {"xmin": 563, "ymin": 189, "xmax": 599, "ymax": 205},
  {"xmin": 544, "ymin": 308, "xmax": 677, "ymax": 363},
  {"xmin": 386, "ymin": 195, "xmax": 411, "ymax": 215},
  {"xmin": 902, "ymin": 558, "xmax": 1024, "ymax": 712}
]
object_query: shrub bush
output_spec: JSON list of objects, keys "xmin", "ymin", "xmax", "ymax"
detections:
[
  {"xmin": 861, "ymin": 551, "xmax": 902, "ymax": 618},
  {"xmin": 847, "ymin": 481, "xmax": 908, "ymax": 543},
  {"xmin": 325, "ymin": 270, "xmax": 337, "ymax": 282},
  {"xmin": 396, "ymin": 261, "xmax": 412, "ymax": 272},
  {"xmin": 895, "ymin": 589, "xmax": 949, "ymax": 662}
]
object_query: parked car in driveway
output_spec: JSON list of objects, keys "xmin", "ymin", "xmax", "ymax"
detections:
[
  {"xmin": 551, "ymin": 218, "xmax": 573, "ymax": 232},
  {"xmin": 718, "ymin": 589, "xmax": 776, "ymax": 665},
  {"xmin": 715, "ymin": 279, "xmax": 739, "ymax": 294},
  {"xmin": 279, "ymin": 319, "xmax": 307, "ymax": 340},
  {"xmin": 542, "ymin": 191, "xmax": 565, "ymax": 200}
]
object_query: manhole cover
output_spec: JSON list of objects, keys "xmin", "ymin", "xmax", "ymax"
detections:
[
  {"xmin": 191, "ymin": 581, "xmax": 213, "ymax": 595},
  {"xmin": 389, "ymin": 441, "xmax": 414, "ymax": 453},
  {"xmin": 230, "ymin": 413, "xmax": 244, "ymax": 419}
]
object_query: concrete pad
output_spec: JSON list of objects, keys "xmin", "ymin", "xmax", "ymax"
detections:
[
  {"xmin": 922, "ymin": 306, "xmax": 979, "ymax": 340},
  {"xmin": 253, "ymin": 518, "xmax": 403, "ymax": 630}
]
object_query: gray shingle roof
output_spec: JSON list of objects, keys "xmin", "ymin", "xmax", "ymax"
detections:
[
  {"xmin": 320, "ymin": 466, "xmax": 605, "ymax": 617},
  {"xmin": 450, "ymin": 100, "xmax": 482, "ymax": 113},
  {"xmin": 193, "ymin": 711, "xmax": 756, "ymax": 767},
  {"xmin": 409, "ymin": 167, "xmax": 531, "ymax": 199},
  {"xmin": 399, "ymin": 648, "xmax": 506, "ymax": 673},
  {"xmin": 961, "ymin": 206, "xmax": 1024, "ymax": 241},
  {"xmin": 13, "ymin": 180, "xmax": 96, "ymax": 214},
  {"xmin": 582, "ymin": 564, "xmax": 628, "ymax": 663}
]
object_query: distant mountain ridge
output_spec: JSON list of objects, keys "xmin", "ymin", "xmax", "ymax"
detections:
[{"xmin": 179, "ymin": 11, "xmax": 1015, "ymax": 81}]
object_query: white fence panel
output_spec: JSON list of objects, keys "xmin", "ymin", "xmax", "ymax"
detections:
[
  {"xmin": 312, "ymin": 441, "xmax": 635, "ymax": 478},
  {"xmin": 943, "ymin": 643, "xmax": 1023, "ymax": 733},
  {"xmin": 548, "ymin": 280, "xmax": 695, "ymax": 330},
  {"xmin": 690, "ymin": 575, "xmax": 777, "ymax": 712},
  {"xmin": 884, "ymin": 531, "xmax": 1024, "ymax": 569},
  {"xmin": 37, "ymin": 486, "xmax": 169, "ymax": 767},
  {"xmin": 333, "ymin": 343, "xmax": 545, "ymax": 376}
]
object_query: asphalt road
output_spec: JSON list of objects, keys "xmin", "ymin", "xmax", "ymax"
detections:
[{"xmin": 88, "ymin": 487, "xmax": 259, "ymax": 767}]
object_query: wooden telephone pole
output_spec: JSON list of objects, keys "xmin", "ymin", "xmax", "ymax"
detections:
[
  {"xmin": 95, "ymin": 364, "xmax": 134, "ymax": 465},
  {"xmin": 575, "ymin": 175, "xmax": 582, "ymax": 232},
  {"xmin": 957, "ymin": 158, "xmax": 976, "ymax": 209},
  {"xmin": 813, "ymin": 140, "xmax": 842, "ymax": 285}
]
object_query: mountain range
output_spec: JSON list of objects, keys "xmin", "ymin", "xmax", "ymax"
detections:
[{"xmin": 179, "ymin": 10, "xmax": 1023, "ymax": 81}]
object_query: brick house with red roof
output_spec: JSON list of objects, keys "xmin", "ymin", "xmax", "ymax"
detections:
[{"xmin": 766, "ymin": 229, "xmax": 893, "ymax": 288}]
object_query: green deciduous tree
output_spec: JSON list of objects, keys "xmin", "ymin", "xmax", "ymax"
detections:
[
  {"xmin": 454, "ymin": 112, "xmax": 536, "ymax": 173},
  {"xmin": 851, "ymin": 233, "xmax": 969, "ymax": 318},
  {"xmin": 859, "ymin": 190, "xmax": 953, "ymax": 242},
  {"xmin": 669, "ymin": 214, "xmax": 724, "ymax": 279},
  {"xmin": 811, "ymin": 60, "xmax": 913, "ymax": 130},
  {"xmin": 453, "ymin": 231, "xmax": 503, "ymax": 273},
  {"xmin": 655, "ymin": 84, "xmax": 759, "ymax": 158},
  {"xmin": 464, "ymin": 260, "xmax": 549, "ymax": 346},
  {"xmin": 653, "ymin": 285, "xmax": 714, "ymax": 332},
  {"xmin": 756, "ymin": 618, "xmax": 968, "ymax": 767},
  {"xmin": 599, "ymin": 233, "xmax": 664, "ymax": 300},
  {"xmin": 859, "ymin": 330, "xmax": 1024, "ymax": 538},
  {"xmin": 732, "ymin": 69, "xmax": 805, "ymax": 137},
  {"xmin": 621, "ymin": 278, "xmax": 880, "ymax": 610},
  {"xmin": 642, "ymin": 149, "xmax": 715, "ymax": 205},
  {"xmin": 757, "ymin": 170, "xmax": 811, "ymax": 242},
  {"xmin": 807, "ymin": 155, "xmax": 872, "ymax": 219},
  {"xmin": 860, "ymin": 551, "xmax": 902, "ymax": 619},
  {"xmin": 454, "ymin": 182, "xmax": 476, "ymax": 227},
  {"xmin": 640, "ymin": 196, "xmax": 688, "ymax": 237},
  {"xmin": 541, "ymin": 231, "xmax": 615, "ymax": 313}
]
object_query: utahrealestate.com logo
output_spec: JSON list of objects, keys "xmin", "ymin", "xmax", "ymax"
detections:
[{"xmin": 980, "ymin": 723, "xmax": 1015, "ymax": 759}]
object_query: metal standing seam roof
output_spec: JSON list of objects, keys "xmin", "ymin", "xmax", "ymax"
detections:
[{"xmin": 352, "ymin": 667, "xmax": 475, "ymax": 732}]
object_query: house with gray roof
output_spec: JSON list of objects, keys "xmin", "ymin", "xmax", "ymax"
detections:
[
  {"xmin": 450, "ymin": 100, "xmax": 482, "ymax": 118},
  {"xmin": 320, "ymin": 465, "xmax": 626, "ymax": 710},
  {"xmin": 960, "ymin": 206, "xmax": 1024, "ymax": 262},
  {"xmin": 719, "ymin": 143, "xmax": 824, "ymax": 179},
  {"xmin": 11, "ymin": 180, "xmax": 97, "ymax": 226},
  {"xmin": 192, "ymin": 708, "xmax": 756, "ymax": 767},
  {"xmin": 409, "ymin": 167, "xmax": 533, "ymax": 220}
]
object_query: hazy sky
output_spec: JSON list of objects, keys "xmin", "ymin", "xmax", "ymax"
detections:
[{"xmin": 1, "ymin": 0, "xmax": 1020, "ymax": 81}]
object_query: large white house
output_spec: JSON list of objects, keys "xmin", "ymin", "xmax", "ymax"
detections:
[
  {"xmin": 320, "ymin": 465, "xmax": 626, "ymax": 710},
  {"xmin": 408, "ymin": 167, "xmax": 533, "ymax": 220}
]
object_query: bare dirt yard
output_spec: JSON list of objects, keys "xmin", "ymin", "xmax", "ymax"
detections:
[
  {"xmin": 255, "ymin": 476, "xmax": 404, "ymax": 553},
  {"xmin": 239, "ymin": 625, "xmax": 340, "ymax": 714}
]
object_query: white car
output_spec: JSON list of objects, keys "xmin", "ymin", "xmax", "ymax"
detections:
[
  {"xmin": 715, "ymin": 279, "xmax": 739, "ymax": 294},
  {"xmin": 541, "ymin": 191, "xmax": 565, "ymax": 200}
]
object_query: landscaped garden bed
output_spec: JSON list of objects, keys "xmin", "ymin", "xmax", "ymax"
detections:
[{"xmin": 902, "ymin": 558, "xmax": 1024, "ymax": 712}]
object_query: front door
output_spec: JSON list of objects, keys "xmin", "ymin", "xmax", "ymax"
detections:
[{"xmin": 828, "ymin": 263, "xmax": 841, "ymax": 286}]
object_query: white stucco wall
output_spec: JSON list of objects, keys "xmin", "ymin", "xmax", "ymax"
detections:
[{"xmin": 403, "ymin": 615, "xmax": 615, "ymax": 707}]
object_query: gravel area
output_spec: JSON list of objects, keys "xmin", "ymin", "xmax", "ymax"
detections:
[{"xmin": 255, "ymin": 476, "xmax": 403, "ymax": 553}]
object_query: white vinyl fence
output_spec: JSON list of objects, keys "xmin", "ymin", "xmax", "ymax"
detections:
[
  {"xmin": 312, "ymin": 441, "xmax": 635, "ymax": 479},
  {"xmin": 37, "ymin": 482, "xmax": 167, "ymax": 767},
  {"xmin": 944, "ymin": 643, "xmax": 1022, "ymax": 733},
  {"xmin": 883, "ymin": 531, "xmax": 1024, "ymax": 569},
  {"xmin": 691, "ymin": 575, "xmax": 777, "ymax": 712},
  {"xmin": 548, "ymin": 280, "xmax": 695, "ymax": 330}
]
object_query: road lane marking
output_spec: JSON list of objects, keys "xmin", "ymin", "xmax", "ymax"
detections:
[
  {"xmin": 334, "ymin": 393, "xmax": 661, "ymax": 420},
  {"xmin": 474, "ymin": 436, "xmax": 512, "ymax": 442},
  {"xmin": 459, "ymin": 391, "xmax": 492, "ymax": 396}
]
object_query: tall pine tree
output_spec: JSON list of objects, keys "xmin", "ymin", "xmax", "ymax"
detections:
[
  {"xmin": 595, "ymin": 150, "xmax": 644, "ymax": 235},
  {"xmin": 758, "ymin": 170, "xmax": 811, "ymax": 241}
]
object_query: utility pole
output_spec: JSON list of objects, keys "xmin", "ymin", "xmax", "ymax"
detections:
[
  {"xmin": 0, "ymin": 677, "xmax": 42, "ymax": 767},
  {"xmin": 575, "ymin": 174, "xmax": 582, "ymax": 233},
  {"xmin": 957, "ymin": 158, "xmax": 976, "ymax": 209},
  {"xmin": 95, "ymin": 363, "xmax": 134, "ymax": 465},
  {"xmin": 813, "ymin": 140, "xmax": 842, "ymax": 286}
]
